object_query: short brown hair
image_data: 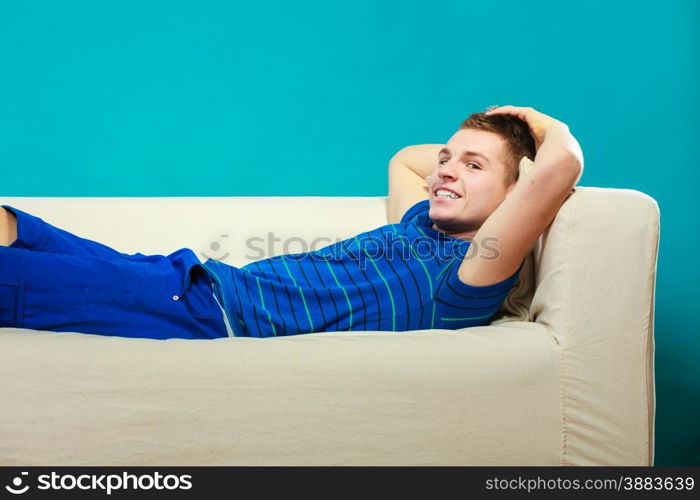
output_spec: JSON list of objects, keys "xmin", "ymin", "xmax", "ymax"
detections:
[{"xmin": 459, "ymin": 106, "xmax": 536, "ymax": 187}]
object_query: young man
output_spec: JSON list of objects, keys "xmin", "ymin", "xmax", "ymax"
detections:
[{"xmin": 0, "ymin": 105, "xmax": 583, "ymax": 340}]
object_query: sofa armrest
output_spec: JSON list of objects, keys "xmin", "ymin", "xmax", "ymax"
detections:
[{"xmin": 530, "ymin": 186, "xmax": 660, "ymax": 465}]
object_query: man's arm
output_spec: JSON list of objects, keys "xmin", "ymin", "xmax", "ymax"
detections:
[
  {"xmin": 387, "ymin": 144, "xmax": 443, "ymax": 224},
  {"xmin": 0, "ymin": 207, "xmax": 18, "ymax": 246},
  {"xmin": 458, "ymin": 106, "xmax": 584, "ymax": 286}
]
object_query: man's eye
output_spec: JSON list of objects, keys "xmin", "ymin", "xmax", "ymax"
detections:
[{"xmin": 438, "ymin": 159, "xmax": 480, "ymax": 169}]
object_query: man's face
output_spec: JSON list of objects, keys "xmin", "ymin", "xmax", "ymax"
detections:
[{"xmin": 428, "ymin": 128, "xmax": 514, "ymax": 237}]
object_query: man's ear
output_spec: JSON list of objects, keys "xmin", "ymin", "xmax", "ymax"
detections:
[
  {"xmin": 508, "ymin": 155, "xmax": 536, "ymax": 194},
  {"xmin": 519, "ymin": 156, "xmax": 535, "ymax": 177}
]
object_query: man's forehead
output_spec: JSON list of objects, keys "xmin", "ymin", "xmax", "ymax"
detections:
[{"xmin": 443, "ymin": 129, "xmax": 506, "ymax": 164}]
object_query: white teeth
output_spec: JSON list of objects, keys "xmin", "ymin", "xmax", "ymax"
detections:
[{"xmin": 436, "ymin": 189, "xmax": 460, "ymax": 199}]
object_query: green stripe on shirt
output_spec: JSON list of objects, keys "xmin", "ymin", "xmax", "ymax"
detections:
[
  {"xmin": 324, "ymin": 259, "xmax": 353, "ymax": 331},
  {"xmin": 281, "ymin": 256, "xmax": 315, "ymax": 332},
  {"xmin": 256, "ymin": 276, "xmax": 277, "ymax": 336}
]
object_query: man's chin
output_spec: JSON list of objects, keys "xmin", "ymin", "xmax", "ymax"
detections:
[{"xmin": 428, "ymin": 206, "xmax": 456, "ymax": 224}]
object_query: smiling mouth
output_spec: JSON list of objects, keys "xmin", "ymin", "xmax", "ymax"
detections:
[{"xmin": 434, "ymin": 188, "xmax": 462, "ymax": 200}]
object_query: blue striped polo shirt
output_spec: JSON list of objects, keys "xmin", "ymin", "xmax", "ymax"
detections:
[{"xmin": 200, "ymin": 199, "xmax": 521, "ymax": 337}]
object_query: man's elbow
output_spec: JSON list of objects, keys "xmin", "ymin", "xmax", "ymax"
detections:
[
  {"xmin": 547, "ymin": 150, "xmax": 583, "ymax": 189},
  {"xmin": 562, "ymin": 138, "xmax": 584, "ymax": 185},
  {"xmin": 567, "ymin": 152, "xmax": 584, "ymax": 187}
]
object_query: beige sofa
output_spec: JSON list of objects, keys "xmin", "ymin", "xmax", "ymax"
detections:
[{"xmin": 0, "ymin": 187, "xmax": 659, "ymax": 465}]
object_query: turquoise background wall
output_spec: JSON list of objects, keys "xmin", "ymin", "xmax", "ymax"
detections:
[{"xmin": 1, "ymin": 1, "xmax": 697, "ymax": 465}]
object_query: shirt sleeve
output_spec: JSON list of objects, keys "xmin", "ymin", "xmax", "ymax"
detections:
[
  {"xmin": 400, "ymin": 199, "xmax": 430, "ymax": 224},
  {"xmin": 434, "ymin": 259, "xmax": 522, "ymax": 328}
]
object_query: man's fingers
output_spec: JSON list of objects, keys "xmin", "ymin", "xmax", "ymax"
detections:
[
  {"xmin": 485, "ymin": 105, "xmax": 529, "ymax": 120},
  {"xmin": 486, "ymin": 104, "xmax": 519, "ymax": 113}
]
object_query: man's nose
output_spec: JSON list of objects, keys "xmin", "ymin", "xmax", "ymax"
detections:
[{"xmin": 437, "ymin": 160, "xmax": 458, "ymax": 180}]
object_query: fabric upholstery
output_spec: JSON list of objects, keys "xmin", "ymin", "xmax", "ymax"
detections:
[{"xmin": 0, "ymin": 187, "xmax": 659, "ymax": 465}]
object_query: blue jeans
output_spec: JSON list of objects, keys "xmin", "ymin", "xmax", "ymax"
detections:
[{"xmin": 0, "ymin": 205, "xmax": 229, "ymax": 340}]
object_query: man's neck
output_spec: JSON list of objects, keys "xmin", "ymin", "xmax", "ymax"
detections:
[{"xmin": 431, "ymin": 222, "xmax": 477, "ymax": 241}]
